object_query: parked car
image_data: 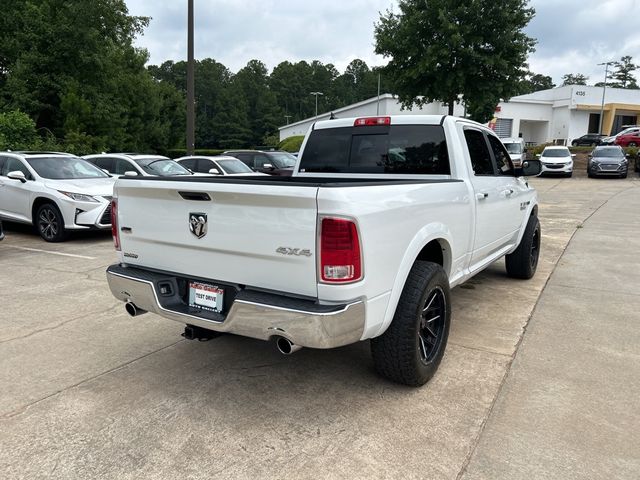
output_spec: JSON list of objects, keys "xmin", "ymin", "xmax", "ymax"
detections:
[
  {"xmin": 587, "ymin": 146, "xmax": 629, "ymax": 178},
  {"xmin": 224, "ymin": 150, "xmax": 296, "ymax": 176},
  {"xmin": 83, "ymin": 153, "xmax": 192, "ymax": 177},
  {"xmin": 0, "ymin": 152, "xmax": 115, "ymax": 241},
  {"xmin": 106, "ymin": 115, "xmax": 542, "ymax": 387},
  {"xmin": 174, "ymin": 155, "xmax": 262, "ymax": 176},
  {"xmin": 502, "ymin": 137, "xmax": 526, "ymax": 166},
  {"xmin": 614, "ymin": 132, "xmax": 640, "ymax": 148},
  {"xmin": 537, "ymin": 146, "xmax": 575, "ymax": 177},
  {"xmin": 602, "ymin": 126, "xmax": 640, "ymax": 145},
  {"xmin": 571, "ymin": 134, "xmax": 605, "ymax": 146}
]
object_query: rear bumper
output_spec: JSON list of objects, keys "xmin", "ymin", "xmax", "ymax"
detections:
[{"xmin": 106, "ymin": 264, "xmax": 365, "ymax": 349}]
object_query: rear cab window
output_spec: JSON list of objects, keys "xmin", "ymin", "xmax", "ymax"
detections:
[{"xmin": 298, "ymin": 124, "xmax": 450, "ymax": 175}]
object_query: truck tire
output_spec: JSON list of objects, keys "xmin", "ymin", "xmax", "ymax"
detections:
[
  {"xmin": 505, "ymin": 215, "xmax": 540, "ymax": 279},
  {"xmin": 35, "ymin": 203, "xmax": 67, "ymax": 242},
  {"xmin": 371, "ymin": 261, "xmax": 451, "ymax": 387}
]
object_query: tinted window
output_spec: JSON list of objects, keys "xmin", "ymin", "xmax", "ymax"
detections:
[
  {"xmin": 93, "ymin": 157, "xmax": 114, "ymax": 172},
  {"xmin": 2, "ymin": 157, "xmax": 33, "ymax": 179},
  {"xmin": 179, "ymin": 158, "xmax": 197, "ymax": 170},
  {"xmin": 233, "ymin": 154, "xmax": 252, "ymax": 167},
  {"xmin": 464, "ymin": 130, "xmax": 494, "ymax": 175},
  {"xmin": 115, "ymin": 159, "xmax": 136, "ymax": 175},
  {"xmin": 134, "ymin": 158, "xmax": 191, "ymax": 176},
  {"xmin": 299, "ymin": 125, "xmax": 450, "ymax": 174},
  {"xmin": 487, "ymin": 135, "xmax": 514, "ymax": 174},
  {"xmin": 542, "ymin": 148, "xmax": 570, "ymax": 158},
  {"xmin": 266, "ymin": 152, "xmax": 296, "ymax": 168},
  {"xmin": 216, "ymin": 159, "xmax": 253, "ymax": 174}
]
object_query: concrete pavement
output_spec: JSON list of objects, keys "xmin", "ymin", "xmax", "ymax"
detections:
[
  {"xmin": 461, "ymin": 181, "xmax": 640, "ymax": 479},
  {"xmin": 0, "ymin": 176, "xmax": 638, "ymax": 479}
]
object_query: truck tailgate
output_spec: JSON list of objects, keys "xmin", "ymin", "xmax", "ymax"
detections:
[{"xmin": 115, "ymin": 179, "xmax": 319, "ymax": 298}]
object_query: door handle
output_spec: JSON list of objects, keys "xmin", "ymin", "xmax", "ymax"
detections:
[
  {"xmin": 475, "ymin": 192, "xmax": 489, "ymax": 200},
  {"xmin": 501, "ymin": 189, "xmax": 514, "ymax": 197}
]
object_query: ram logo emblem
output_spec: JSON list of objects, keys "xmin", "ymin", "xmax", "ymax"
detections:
[
  {"xmin": 189, "ymin": 213, "xmax": 208, "ymax": 239},
  {"xmin": 276, "ymin": 247, "xmax": 312, "ymax": 257}
]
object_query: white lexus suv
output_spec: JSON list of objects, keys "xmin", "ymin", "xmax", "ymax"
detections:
[{"xmin": 0, "ymin": 152, "xmax": 115, "ymax": 242}]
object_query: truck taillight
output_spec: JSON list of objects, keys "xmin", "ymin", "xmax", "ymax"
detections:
[
  {"xmin": 354, "ymin": 116, "xmax": 391, "ymax": 127},
  {"xmin": 110, "ymin": 199, "xmax": 120, "ymax": 251},
  {"xmin": 320, "ymin": 217, "xmax": 362, "ymax": 283}
]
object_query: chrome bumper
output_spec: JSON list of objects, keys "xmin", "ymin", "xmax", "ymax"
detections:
[{"xmin": 106, "ymin": 265, "xmax": 365, "ymax": 349}]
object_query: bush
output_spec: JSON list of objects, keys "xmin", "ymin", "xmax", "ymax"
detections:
[
  {"xmin": 0, "ymin": 111, "xmax": 39, "ymax": 150},
  {"xmin": 278, "ymin": 135, "xmax": 304, "ymax": 153}
]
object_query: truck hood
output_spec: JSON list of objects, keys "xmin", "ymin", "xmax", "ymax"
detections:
[{"xmin": 44, "ymin": 177, "xmax": 116, "ymax": 197}]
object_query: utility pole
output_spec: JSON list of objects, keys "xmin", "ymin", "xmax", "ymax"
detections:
[
  {"xmin": 284, "ymin": 115, "xmax": 292, "ymax": 125},
  {"xmin": 598, "ymin": 61, "xmax": 614, "ymax": 135},
  {"xmin": 186, "ymin": 0, "xmax": 195, "ymax": 154},
  {"xmin": 310, "ymin": 92, "xmax": 323, "ymax": 119}
]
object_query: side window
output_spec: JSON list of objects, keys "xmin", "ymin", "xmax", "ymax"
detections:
[
  {"xmin": 487, "ymin": 135, "xmax": 514, "ymax": 175},
  {"xmin": 464, "ymin": 129, "xmax": 495, "ymax": 175},
  {"xmin": 94, "ymin": 157, "xmax": 115, "ymax": 172},
  {"xmin": 180, "ymin": 158, "xmax": 196, "ymax": 171},
  {"xmin": 0, "ymin": 156, "xmax": 5, "ymax": 175},
  {"xmin": 234, "ymin": 154, "xmax": 251, "ymax": 167},
  {"xmin": 201, "ymin": 160, "xmax": 215, "ymax": 172},
  {"xmin": 115, "ymin": 159, "xmax": 135, "ymax": 175},
  {"xmin": 3, "ymin": 157, "xmax": 33, "ymax": 179},
  {"xmin": 254, "ymin": 154, "xmax": 271, "ymax": 169}
]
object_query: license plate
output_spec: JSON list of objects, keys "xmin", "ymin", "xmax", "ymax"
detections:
[{"xmin": 188, "ymin": 282, "xmax": 224, "ymax": 313}]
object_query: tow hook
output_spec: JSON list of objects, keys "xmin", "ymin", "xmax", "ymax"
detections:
[{"xmin": 182, "ymin": 324, "xmax": 222, "ymax": 341}]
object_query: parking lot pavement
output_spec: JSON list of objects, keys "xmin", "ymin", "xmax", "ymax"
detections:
[{"xmin": 0, "ymin": 176, "xmax": 638, "ymax": 479}]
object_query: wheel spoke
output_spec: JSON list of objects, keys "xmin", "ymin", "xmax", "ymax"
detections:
[
  {"xmin": 418, "ymin": 335, "xmax": 428, "ymax": 360},
  {"xmin": 425, "ymin": 324, "xmax": 437, "ymax": 338},
  {"xmin": 425, "ymin": 315, "xmax": 440, "ymax": 324},
  {"xmin": 422, "ymin": 292, "xmax": 437, "ymax": 313}
]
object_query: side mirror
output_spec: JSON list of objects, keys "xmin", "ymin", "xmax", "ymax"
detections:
[
  {"xmin": 514, "ymin": 159, "xmax": 542, "ymax": 177},
  {"xmin": 124, "ymin": 171, "xmax": 139, "ymax": 177},
  {"xmin": 7, "ymin": 171, "xmax": 27, "ymax": 183},
  {"xmin": 535, "ymin": 154, "xmax": 541, "ymax": 158},
  {"xmin": 208, "ymin": 168, "xmax": 221, "ymax": 175},
  {"xmin": 263, "ymin": 163, "xmax": 274, "ymax": 169},
  {"xmin": 571, "ymin": 154, "xmax": 576, "ymax": 158},
  {"xmin": 588, "ymin": 154, "xmax": 593, "ymax": 158}
]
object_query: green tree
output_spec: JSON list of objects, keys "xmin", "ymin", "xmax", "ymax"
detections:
[
  {"xmin": 374, "ymin": 0, "xmax": 536, "ymax": 121},
  {"xmin": 609, "ymin": 56, "xmax": 639, "ymax": 89},
  {"xmin": 518, "ymin": 72, "xmax": 555, "ymax": 94},
  {"xmin": 561, "ymin": 73, "xmax": 588, "ymax": 86}
]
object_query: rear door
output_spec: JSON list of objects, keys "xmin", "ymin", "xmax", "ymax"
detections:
[
  {"xmin": 0, "ymin": 157, "xmax": 35, "ymax": 221},
  {"xmin": 462, "ymin": 128, "xmax": 520, "ymax": 265},
  {"xmin": 115, "ymin": 179, "xmax": 320, "ymax": 298}
]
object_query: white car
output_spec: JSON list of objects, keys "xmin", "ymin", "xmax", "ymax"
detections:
[
  {"xmin": 0, "ymin": 152, "xmax": 115, "ymax": 241},
  {"xmin": 83, "ymin": 153, "xmax": 193, "ymax": 177},
  {"xmin": 175, "ymin": 155, "xmax": 263, "ymax": 176},
  {"xmin": 537, "ymin": 146, "xmax": 575, "ymax": 177},
  {"xmin": 502, "ymin": 137, "xmax": 526, "ymax": 167}
]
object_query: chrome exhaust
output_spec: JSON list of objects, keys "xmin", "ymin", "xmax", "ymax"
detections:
[
  {"xmin": 125, "ymin": 302, "xmax": 147, "ymax": 317},
  {"xmin": 276, "ymin": 337, "xmax": 302, "ymax": 355}
]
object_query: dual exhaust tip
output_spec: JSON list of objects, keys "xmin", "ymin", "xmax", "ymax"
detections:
[{"xmin": 125, "ymin": 303, "xmax": 302, "ymax": 355}]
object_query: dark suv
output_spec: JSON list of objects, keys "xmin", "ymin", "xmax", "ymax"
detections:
[
  {"xmin": 571, "ymin": 134, "xmax": 605, "ymax": 146},
  {"xmin": 224, "ymin": 150, "xmax": 296, "ymax": 176}
]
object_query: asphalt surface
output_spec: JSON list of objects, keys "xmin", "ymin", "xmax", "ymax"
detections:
[{"xmin": 0, "ymin": 175, "xmax": 638, "ymax": 479}]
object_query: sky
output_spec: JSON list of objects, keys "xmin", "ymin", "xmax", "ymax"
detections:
[{"xmin": 124, "ymin": 0, "xmax": 640, "ymax": 86}]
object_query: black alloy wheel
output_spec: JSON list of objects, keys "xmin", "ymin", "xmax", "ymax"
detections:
[
  {"xmin": 418, "ymin": 287, "xmax": 447, "ymax": 364},
  {"xmin": 36, "ymin": 204, "xmax": 66, "ymax": 242}
]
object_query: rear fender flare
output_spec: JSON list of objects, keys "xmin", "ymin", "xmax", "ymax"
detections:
[{"xmin": 370, "ymin": 223, "xmax": 453, "ymax": 338}]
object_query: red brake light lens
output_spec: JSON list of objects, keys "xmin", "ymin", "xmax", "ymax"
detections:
[
  {"xmin": 110, "ymin": 199, "xmax": 120, "ymax": 251},
  {"xmin": 354, "ymin": 116, "xmax": 391, "ymax": 127},
  {"xmin": 320, "ymin": 217, "xmax": 362, "ymax": 283}
]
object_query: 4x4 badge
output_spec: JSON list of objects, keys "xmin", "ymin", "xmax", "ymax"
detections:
[{"xmin": 189, "ymin": 213, "xmax": 208, "ymax": 239}]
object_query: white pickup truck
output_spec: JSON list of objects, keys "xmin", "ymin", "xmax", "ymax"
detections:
[{"xmin": 106, "ymin": 115, "xmax": 542, "ymax": 386}]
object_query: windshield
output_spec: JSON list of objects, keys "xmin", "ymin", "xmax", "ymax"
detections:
[
  {"xmin": 134, "ymin": 157, "xmax": 191, "ymax": 176},
  {"xmin": 216, "ymin": 158, "xmax": 254, "ymax": 174},
  {"xmin": 542, "ymin": 148, "xmax": 570, "ymax": 158},
  {"xmin": 267, "ymin": 152, "xmax": 297, "ymax": 168},
  {"xmin": 594, "ymin": 147, "xmax": 624, "ymax": 158},
  {"xmin": 26, "ymin": 157, "xmax": 110, "ymax": 179},
  {"xmin": 504, "ymin": 143, "xmax": 523, "ymax": 154}
]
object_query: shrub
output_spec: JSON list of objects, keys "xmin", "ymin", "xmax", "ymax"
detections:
[
  {"xmin": 278, "ymin": 135, "xmax": 304, "ymax": 153},
  {"xmin": 0, "ymin": 111, "xmax": 39, "ymax": 150}
]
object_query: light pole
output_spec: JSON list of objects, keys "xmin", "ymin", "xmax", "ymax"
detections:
[
  {"xmin": 284, "ymin": 115, "xmax": 292, "ymax": 125},
  {"xmin": 310, "ymin": 92, "xmax": 323, "ymax": 119},
  {"xmin": 186, "ymin": 0, "xmax": 195, "ymax": 155},
  {"xmin": 598, "ymin": 61, "xmax": 615, "ymax": 135}
]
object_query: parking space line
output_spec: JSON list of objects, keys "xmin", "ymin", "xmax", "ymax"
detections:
[{"xmin": 8, "ymin": 246, "xmax": 96, "ymax": 260}]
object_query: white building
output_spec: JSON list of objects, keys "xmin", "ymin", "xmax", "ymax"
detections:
[
  {"xmin": 492, "ymin": 85, "xmax": 640, "ymax": 145},
  {"xmin": 279, "ymin": 86, "xmax": 640, "ymax": 146}
]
